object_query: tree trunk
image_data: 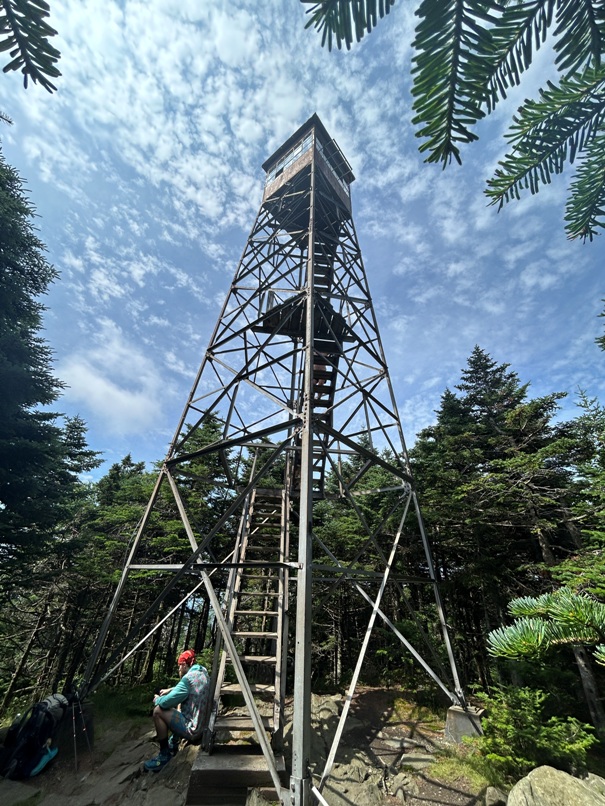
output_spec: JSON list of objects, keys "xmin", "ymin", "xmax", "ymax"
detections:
[
  {"xmin": 536, "ymin": 528, "xmax": 556, "ymax": 566},
  {"xmin": 116, "ymin": 593, "xmax": 141, "ymax": 685},
  {"xmin": 168, "ymin": 606, "xmax": 186, "ymax": 670},
  {"xmin": 572, "ymin": 645, "xmax": 605, "ymax": 739},
  {"xmin": 141, "ymin": 622, "xmax": 163, "ymax": 683},
  {"xmin": 50, "ymin": 598, "xmax": 73, "ymax": 692},
  {"xmin": 195, "ymin": 598, "xmax": 210, "ymax": 650},
  {"xmin": 183, "ymin": 605, "xmax": 195, "ymax": 649},
  {"xmin": 1, "ymin": 601, "xmax": 48, "ymax": 710},
  {"xmin": 165, "ymin": 608, "xmax": 178, "ymax": 664}
]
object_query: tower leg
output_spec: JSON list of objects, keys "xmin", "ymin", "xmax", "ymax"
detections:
[
  {"xmin": 290, "ymin": 777, "xmax": 312, "ymax": 806},
  {"xmin": 290, "ymin": 494, "xmax": 312, "ymax": 803},
  {"xmin": 290, "ymin": 160, "xmax": 316, "ymax": 805}
]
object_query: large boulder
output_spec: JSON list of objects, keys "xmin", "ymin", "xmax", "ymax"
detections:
[{"xmin": 508, "ymin": 766, "xmax": 605, "ymax": 806}]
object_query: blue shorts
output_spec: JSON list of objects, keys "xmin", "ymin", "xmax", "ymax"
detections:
[{"xmin": 169, "ymin": 709, "xmax": 193, "ymax": 739}]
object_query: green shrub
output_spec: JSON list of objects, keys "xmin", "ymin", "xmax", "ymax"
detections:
[{"xmin": 468, "ymin": 686, "xmax": 597, "ymax": 781}]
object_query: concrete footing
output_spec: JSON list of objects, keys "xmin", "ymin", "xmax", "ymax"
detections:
[{"xmin": 444, "ymin": 705, "xmax": 484, "ymax": 743}]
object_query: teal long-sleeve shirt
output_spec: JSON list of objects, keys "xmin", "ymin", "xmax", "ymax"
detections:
[
  {"xmin": 156, "ymin": 675, "xmax": 194, "ymax": 710},
  {"xmin": 155, "ymin": 664, "xmax": 210, "ymax": 735}
]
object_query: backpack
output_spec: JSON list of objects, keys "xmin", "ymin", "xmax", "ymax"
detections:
[{"xmin": 0, "ymin": 693, "xmax": 68, "ymax": 779}]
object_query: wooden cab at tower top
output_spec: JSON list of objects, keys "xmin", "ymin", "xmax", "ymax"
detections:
[
  {"xmin": 261, "ymin": 113, "xmax": 355, "ymax": 236},
  {"xmin": 253, "ymin": 113, "xmax": 356, "ymax": 351}
]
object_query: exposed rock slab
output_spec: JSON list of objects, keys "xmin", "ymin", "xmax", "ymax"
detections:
[
  {"xmin": 508, "ymin": 766, "xmax": 605, "ymax": 806},
  {"xmin": 0, "ymin": 778, "xmax": 42, "ymax": 806}
]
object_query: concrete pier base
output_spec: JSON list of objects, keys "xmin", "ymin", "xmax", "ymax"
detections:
[{"xmin": 444, "ymin": 705, "xmax": 484, "ymax": 743}]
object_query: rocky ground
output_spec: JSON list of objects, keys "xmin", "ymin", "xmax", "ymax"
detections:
[
  {"xmin": 354, "ymin": 690, "xmax": 483, "ymax": 804},
  {"xmin": 319, "ymin": 688, "xmax": 484, "ymax": 805},
  {"xmin": 1, "ymin": 688, "xmax": 486, "ymax": 806}
]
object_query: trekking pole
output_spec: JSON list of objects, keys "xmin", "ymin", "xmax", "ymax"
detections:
[
  {"xmin": 76, "ymin": 694, "xmax": 94, "ymax": 770},
  {"xmin": 72, "ymin": 702, "xmax": 79, "ymax": 773}
]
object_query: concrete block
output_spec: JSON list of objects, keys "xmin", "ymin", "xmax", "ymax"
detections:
[{"xmin": 444, "ymin": 705, "xmax": 484, "ymax": 743}]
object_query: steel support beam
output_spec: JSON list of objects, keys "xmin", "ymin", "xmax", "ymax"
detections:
[{"xmin": 290, "ymin": 139, "xmax": 316, "ymax": 806}]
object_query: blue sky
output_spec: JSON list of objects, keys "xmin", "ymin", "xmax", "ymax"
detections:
[{"xmin": 2, "ymin": 0, "xmax": 604, "ymax": 476}]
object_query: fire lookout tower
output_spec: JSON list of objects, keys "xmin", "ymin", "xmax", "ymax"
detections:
[{"xmin": 84, "ymin": 115, "xmax": 465, "ymax": 805}]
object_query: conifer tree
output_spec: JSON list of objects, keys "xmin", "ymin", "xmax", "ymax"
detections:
[
  {"xmin": 551, "ymin": 393, "xmax": 605, "ymax": 598},
  {"xmin": 0, "ymin": 150, "xmax": 100, "ymax": 583},
  {"xmin": 409, "ymin": 347, "xmax": 579, "ymax": 683}
]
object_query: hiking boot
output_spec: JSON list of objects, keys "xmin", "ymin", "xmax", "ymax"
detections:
[
  {"xmin": 168, "ymin": 734, "xmax": 180, "ymax": 756},
  {"xmin": 144, "ymin": 750, "xmax": 171, "ymax": 772}
]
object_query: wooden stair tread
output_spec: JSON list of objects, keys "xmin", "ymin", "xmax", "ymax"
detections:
[
  {"xmin": 221, "ymin": 682, "xmax": 275, "ymax": 694},
  {"xmin": 246, "ymin": 545, "xmax": 280, "ymax": 563},
  {"xmin": 227, "ymin": 654, "xmax": 277, "ymax": 664},
  {"xmin": 215, "ymin": 714, "xmax": 272, "ymax": 729},
  {"xmin": 238, "ymin": 575, "xmax": 279, "ymax": 582},
  {"xmin": 234, "ymin": 610, "xmax": 279, "ymax": 616}
]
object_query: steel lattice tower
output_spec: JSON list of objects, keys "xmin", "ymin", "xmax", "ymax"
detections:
[{"xmin": 84, "ymin": 115, "xmax": 465, "ymax": 805}]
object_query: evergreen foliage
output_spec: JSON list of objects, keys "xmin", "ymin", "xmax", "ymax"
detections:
[
  {"xmin": 0, "ymin": 151, "xmax": 101, "ymax": 581},
  {"xmin": 1, "ymin": 285, "xmax": 604, "ymax": 759},
  {"xmin": 84, "ymin": 417, "xmax": 237, "ymax": 694},
  {"xmin": 409, "ymin": 346, "xmax": 580, "ymax": 685},
  {"xmin": 598, "ymin": 303, "xmax": 605, "ymax": 352},
  {"xmin": 0, "ymin": 151, "xmax": 101, "ymax": 706},
  {"xmin": 488, "ymin": 588, "xmax": 605, "ymax": 666},
  {"xmin": 303, "ymin": 0, "xmax": 605, "ymax": 239},
  {"xmin": 470, "ymin": 686, "xmax": 597, "ymax": 780},
  {"xmin": 302, "ymin": 0, "xmax": 396, "ymax": 50},
  {"xmin": 486, "ymin": 385, "xmax": 605, "ymax": 674},
  {"xmin": 0, "ymin": 0, "xmax": 61, "ymax": 92},
  {"xmin": 8, "ymin": 2, "xmax": 605, "ymax": 235},
  {"xmin": 310, "ymin": 438, "xmax": 422, "ymax": 688}
]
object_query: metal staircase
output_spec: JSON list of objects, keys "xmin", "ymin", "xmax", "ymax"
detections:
[{"xmin": 209, "ymin": 485, "xmax": 289, "ymax": 749}]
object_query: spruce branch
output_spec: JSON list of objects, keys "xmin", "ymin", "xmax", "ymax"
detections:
[
  {"xmin": 0, "ymin": 0, "xmax": 61, "ymax": 92},
  {"xmin": 301, "ymin": 0, "xmax": 396, "ymax": 51}
]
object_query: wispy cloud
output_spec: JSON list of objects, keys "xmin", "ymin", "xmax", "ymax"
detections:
[
  {"xmin": 58, "ymin": 318, "xmax": 173, "ymax": 436},
  {"xmin": 1, "ymin": 0, "xmax": 603, "ymax": 469}
]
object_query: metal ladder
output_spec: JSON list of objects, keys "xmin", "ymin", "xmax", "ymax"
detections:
[
  {"xmin": 311, "ymin": 345, "xmax": 338, "ymax": 495},
  {"xmin": 207, "ymin": 484, "xmax": 290, "ymax": 751}
]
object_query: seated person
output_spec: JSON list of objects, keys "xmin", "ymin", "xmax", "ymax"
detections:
[{"xmin": 144, "ymin": 649, "xmax": 210, "ymax": 772}]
